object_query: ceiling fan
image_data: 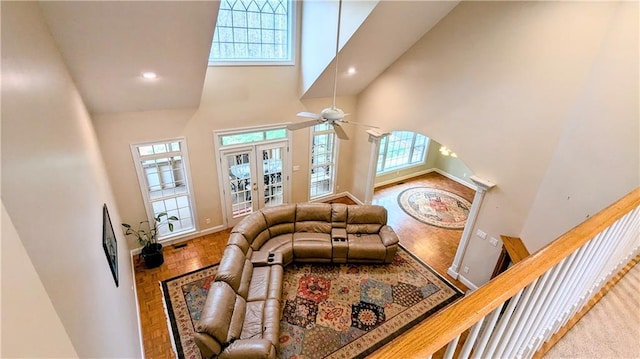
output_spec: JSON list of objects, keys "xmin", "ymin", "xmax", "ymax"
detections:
[{"xmin": 287, "ymin": 0, "xmax": 378, "ymax": 140}]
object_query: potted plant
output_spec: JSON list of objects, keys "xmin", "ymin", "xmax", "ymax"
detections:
[{"xmin": 122, "ymin": 212, "xmax": 178, "ymax": 269}]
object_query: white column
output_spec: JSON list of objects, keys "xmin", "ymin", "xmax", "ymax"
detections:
[
  {"xmin": 364, "ymin": 129, "xmax": 389, "ymax": 205},
  {"xmin": 448, "ymin": 175, "xmax": 496, "ymax": 279}
]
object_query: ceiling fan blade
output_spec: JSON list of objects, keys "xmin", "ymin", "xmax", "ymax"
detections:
[
  {"xmin": 287, "ymin": 119, "xmax": 324, "ymax": 131},
  {"xmin": 296, "ymin": 111, "xmax": 322, "ymax": 120},
  {"xmin": 332, "ymin": 123, "xmax": 349, "ymax": 140},
  {"xmin": 341, "ymin": 120, "xmax": 380, "ymax": 129}
]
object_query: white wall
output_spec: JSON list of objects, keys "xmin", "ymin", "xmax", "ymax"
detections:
[
  {"xmin": 1, "ymin": 2, "xmax": 142, "ymax": 357},
  {"xmin": 520, "ymin": 1, "xmax": 639, "ymax": 252},
  {"xmin": 299, "ymin": 0, "xmax": 378, "ymax": 96},
  {"xmin": 1, "ymin": 203, "xmax": 78, "ymax": 358},
  {"xmin": 93, "ymin": 63, "xmax": 359, "ymax": 249},
  {"xmin": 350, "ymin": 1, "xmax": 639, "ymax": 285}
]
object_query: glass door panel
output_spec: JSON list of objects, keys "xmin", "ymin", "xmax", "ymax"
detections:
[
  {"xmin": 257, "ymin": 142, "xmax": 287, "ymax": 208},
  {"xmin": 222, "ymin": 149, "xmax": 257, "ymax": 226}
]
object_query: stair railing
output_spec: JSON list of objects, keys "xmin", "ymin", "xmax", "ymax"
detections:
[{"xmin": 372, "ymin": 188, "xmax": 640, "ymax": 359}]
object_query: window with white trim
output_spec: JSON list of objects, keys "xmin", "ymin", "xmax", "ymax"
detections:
[
  {"xmin": 132, "ymin": 139, "xmax": 196, "ymax": 239},
  {"xmin": 209, "ymin": 0, "xmax": 294, "ymax": 64},
  {"xmin": 377, "ymin": 131, "xmax": 429, "ymax": 174},
  {"xmin": 310, "ymin": 124, "xmax": 337, "ymax": 198}
]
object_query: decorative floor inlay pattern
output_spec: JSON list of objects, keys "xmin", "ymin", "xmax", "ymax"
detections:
[{"xmin": 398, "ymin": 187, "xmax": 472, "ymax": 229}]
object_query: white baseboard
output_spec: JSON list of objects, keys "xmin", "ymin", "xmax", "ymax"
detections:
[
  {"xmin": 345, "ymin": 192, "xmax": 364, "ymax": 205},
  {"xmin": 374, "ymin": 168, "xmax": 476, "ymax": 191},
  {"xmin": 309, "ymin": 191, "xmax": 364, "ymax": 205},
  {"xmin": 458, "ymin": 273, "xmax": 479, "ymax": 291},
  {"xmin": 432, "ymin": 169, "xmax": 477, "ymax": 190},
  {"xmin": 374, "ymin": 168, "xmax": 436, "ymax": 188},
  {"xmin": 130, "ymin": 253, "xmax": 145, "ymax": 356},
  {"xmin": 129, "ymin": 224, "xmax": 226, "ymax": 255},
  {"xmin": 447, "ymin": 267, "xmax": 459, "ymax": 280}
]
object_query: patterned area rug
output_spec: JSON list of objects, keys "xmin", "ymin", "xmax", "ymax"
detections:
[
  {"xmin": 398, "ymin": 187, "xmax": 472, "ymax": 229},
  {"xmin": 161, "ymin": 247, "xmax": 462, "ymax": 359}
]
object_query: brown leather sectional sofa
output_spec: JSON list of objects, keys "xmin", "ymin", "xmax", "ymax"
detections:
[{"xmin": 194, "ymin": 203, "xmax": 399, "ymax": 359}]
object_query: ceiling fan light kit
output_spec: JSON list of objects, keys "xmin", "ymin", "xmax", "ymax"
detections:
[{"xmin": 287, "ymin": 0, "xmax": 377, "ymax": 140}]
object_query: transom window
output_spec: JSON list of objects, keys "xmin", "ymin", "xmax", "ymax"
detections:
[
  {"xmin": 209, "ymin": 0, "xmax": 294, "ymax": 64},
  {"xmin": 377, "ymin": 131, "xmax": 429, "ymax": 174},
  {"xmin": 219, "ymin": 128, "xmax": 286, "ymax": 147},
  {"xmin": 132, "ymin": 139, "xmax": 196, "ymax": 239},
  {"xmin": 310, "ymin": 124, "xmax": 337, "ymax": 199}
]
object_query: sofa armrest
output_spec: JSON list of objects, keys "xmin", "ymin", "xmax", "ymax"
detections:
[
  {"xmin": 219, "ymin": 338, "xmax": 276, "ymax": 359},
  {"xmin": 251, "ymin": 251, "xmax": 283, "ymax": 267},
  {"xmin": 193, "ymin": 332, "xmax": 222, "ymax": 359},
  {"xmin": 332, "ymin": 227, "xmax": 347, "ymax": 240},
  {"xmin": 379, "ymin": 225, "xmax": 399, "ymax": 247}
]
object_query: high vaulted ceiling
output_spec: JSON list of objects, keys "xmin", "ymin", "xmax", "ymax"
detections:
[
  {"xmin": 39, "ymin": 1, "xmax": 458, "ymax": 115},
  {"xmin": 39, "ymin": 1, "xmax": 219, "ymax": 114},
  {"xmin": 302, "ymin": 1, "xmax": 459, "ymax": 99}
]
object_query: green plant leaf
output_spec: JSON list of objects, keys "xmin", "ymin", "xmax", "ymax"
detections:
[
  {"xmin": 168, "ymin": 216, "xmax": 179, "ymax": 221},
  {"xmin": 168, "ymin": 223, "xmax": 174, "ymax": 231},
  {"xmin": 122, "ymin": 223, "xmax": 131, "ymax": 228}
]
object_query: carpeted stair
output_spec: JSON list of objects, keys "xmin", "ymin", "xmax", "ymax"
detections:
[{"xmin": 544, "ymin": 262, "xmax": 640, "ymax": 358}]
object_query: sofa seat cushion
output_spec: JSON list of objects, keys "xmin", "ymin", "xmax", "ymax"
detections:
[
  {"xmin": 293, "ymin": 233, "xmax": 332, "ymax": 260},
  {"xmin": 347, "ymin": 234, "xmax": 386, "ymax": 261},
  {"xmin": 247, "ymin": 265, "xmax": 283, "ymax": 302},
  {"xmin": 258, "ymin": 234, "xmax": 293, "ymax": 265},
  {"xmin": 240, "ymin": 299, "xmax": 280, "ymax": 345},
  {"xmin": 219, "ymin": 339, "xmax": 276, "ymax": 359}
]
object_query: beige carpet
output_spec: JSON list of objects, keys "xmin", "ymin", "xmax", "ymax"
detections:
[{"xmin": 544, "ymin": 262, "xmax": 640, "ymax": 359}]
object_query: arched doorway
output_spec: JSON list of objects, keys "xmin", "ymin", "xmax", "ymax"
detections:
[{"xmin": 364, "ymin": 130, "xmax": 490, "ymax": 286}]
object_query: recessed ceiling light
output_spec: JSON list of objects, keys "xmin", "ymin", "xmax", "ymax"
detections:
[
  {"xmin": 347, "ymin": 67, "xmax": 356, "ymax": 75},
  {"xmin": 142, "ymin": 72, "xmax": 157, "ymax": 79}
]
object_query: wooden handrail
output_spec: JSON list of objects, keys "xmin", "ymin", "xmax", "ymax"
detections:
[{"xmin": 372, "ymin": 187, "xmax": 640, "ymax": 358}]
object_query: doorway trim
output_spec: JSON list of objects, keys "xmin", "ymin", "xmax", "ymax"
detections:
[{"xmin": 213, "ymin": 124, "xmax": 292, "ymax": 228}]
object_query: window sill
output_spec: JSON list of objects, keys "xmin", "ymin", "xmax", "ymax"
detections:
[
  {"xmin": 208, "ymin": 60, "xmax": 295, "ymax": 67},
  {"xmin": 158, "ymin": 228, "xmax": 197, "ymax": 243}
]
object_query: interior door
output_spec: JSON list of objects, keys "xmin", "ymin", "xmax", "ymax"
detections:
[
  {"xmin": 221, "ymin": 148, "xmax": 258, "ymax": 226},
  {"xmin": 256, "ymin": 142, "xmax": 288, "ymax": 209}
]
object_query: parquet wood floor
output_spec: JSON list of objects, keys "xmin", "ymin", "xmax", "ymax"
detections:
[
  {"xmin": 373, "ymin": 172, "xmax": 475, "ymax": 289},
  {"xmin": 134, "ymin": 173, "xmax": 473, "ymax": 358}
]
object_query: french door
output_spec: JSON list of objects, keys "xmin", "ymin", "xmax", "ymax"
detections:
[{"xmin": 220, "ymin": 141, "xmax": 288, "ymax": 227}]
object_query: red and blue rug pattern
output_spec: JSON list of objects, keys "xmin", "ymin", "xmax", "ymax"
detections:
[{"xmin": 161, "ymin": 246, "xmax": 462, "ymax": 359}]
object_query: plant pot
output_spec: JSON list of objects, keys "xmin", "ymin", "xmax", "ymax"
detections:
[{"xmin": 141, "ymin": 243, "xmax": 164, "ymax": 269}]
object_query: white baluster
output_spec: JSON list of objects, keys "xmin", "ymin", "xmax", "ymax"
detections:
[
  {"xmin": 458, "ymin": 318, "xmax": 486, "ymax": 359},
  {"xmin": 470, "ymin": 303, "xmax": 504, "ymax": 359},
  {"xmin": 483, "ymin": 289, "xmax": 525, "ymax": 358},
  {"xmin": 443, "ymin": 334, "xmax": 460, "ymax": 359},
  {"xmin": 493, "ymin": 279, "xmax": 539, "ymax": 358}
]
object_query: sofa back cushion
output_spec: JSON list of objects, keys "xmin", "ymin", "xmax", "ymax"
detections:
[
  {"xmin": 331, "ymin": 203, "xmax": 348, "ymax": 228},
  {"xmin": 262, "ymin": 204, "xmax": 296, "ymax": 238},
  {"xmin": 232, "ymin": 211, "xmax": 270, "ymax": 249},
  {"xmin": 227, "ymin": 233, "xmax": 251, "ymax": 255},
  {"xmin": 215, "ymin": 245, "xmax": 253, "ymax": 296},
  {"xmin": 346, "ymin": 205, "xmax": 387, "ymax": 234},
  {"xmin": 196, "ymin": 281, "xmax": 247, "ymax": 345},
  {"xmin": 295, "ymin": 203, "xmax": 332, "ymax": 233}
]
